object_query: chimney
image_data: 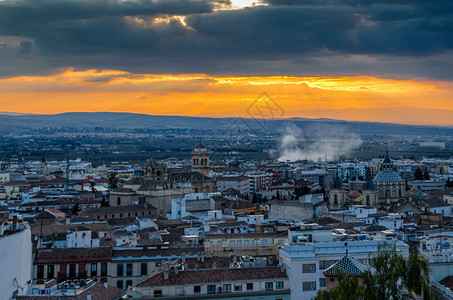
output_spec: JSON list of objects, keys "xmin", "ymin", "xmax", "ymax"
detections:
[
  {"xmin": 164, "ymin": 269, "xmax": 169, "ymax": 280},
  {"xmin": 103, "ymin": 282, "xmax": 108, "ymax": 288},
  {"xmin": 66, "ymin": 218, "xmax": 70, "ymax": 225},
  {"xmin": 175, "ymin": 267, "xmax": 179, "ymax": 275},
  {"xmin": 280, "ymin": 264, "xmax": 285, "ymax": 273},
  {"xmin": 182, "ymin": 253, "xmax": 186, "ymax": 263},
  {"xmin": 197, "ymin": 253, "xmax": 201, "ymax": 261},
  {"xmin": 201, "ymin": 253, "xmax": 205, "ymax": 263},
  {"xmin": 212, "ymin": 262, "xmax": 217, "ymax": 269}
]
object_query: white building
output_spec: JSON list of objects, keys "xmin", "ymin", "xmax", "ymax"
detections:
[
  {"xmin": 216, "ymin": 175, "xmax": 250, "ymax": 195},
  {"xmin": 279, "ymin": 229, "xmax": 409, "ymax": 299},
  {"xmin": 170, "ymin": 192, "xmax": 223, "ymax": 221},
  {"xmin": 420, "ymin": 232, "xmax": 453, "ymax": 282},
  {"xmin": 66, "ymin": 227, "xmax": 100, "ymax": 248},
  {"xmin": 0, "ymin": 219, "xmax": 33, "ymax": 300}
]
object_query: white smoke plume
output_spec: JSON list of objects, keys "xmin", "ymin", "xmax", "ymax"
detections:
[{"xmin": 275, "ymin": 124, "xmax": 362, "ymax": 162}]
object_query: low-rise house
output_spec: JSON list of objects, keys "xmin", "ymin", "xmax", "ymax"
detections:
[
  {"xmin": 423, "ymin": 198, "xmax": 453, "ymax": 217},
  {"xmin": 17, "ymin": 279, "xmax": 124, "ymax": 299},
  {"xmin": 204, "ymin": 232, "xmax": 286, "ymax": 257},
  {"xmin": 33, "ymin": 247, "xmax": 112, "ymax": 284},
  {"xmin": 110, "ymin": 247, "xmax": 203, "ymax": 289},
  {"xmin": 135, "ymin": 265, "xmax": 290, "ymax": 299},
  {"xmin": 79, "ymin": 204, "xmax": 157, "ymax": 220}
]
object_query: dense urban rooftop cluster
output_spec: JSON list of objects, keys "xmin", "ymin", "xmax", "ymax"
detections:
[{"xmin": 2, "ymin": 142, "xmax": 453, "ymax": 299}]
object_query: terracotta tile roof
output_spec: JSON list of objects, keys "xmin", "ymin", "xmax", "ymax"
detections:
[
  {"xmin": 440, "ymin": 275, "xmax": 453, "ymax": 290},
  {"xmin": 137, "ymin": 266, "xmax": 287, "ymax": 287},
  {"xmin": 112, "ymin": 247, "xmax": 203, "ymax": 259},
  {"xmin": 35, "ymin": 247, "xmax": 112, "ymax": 263}
]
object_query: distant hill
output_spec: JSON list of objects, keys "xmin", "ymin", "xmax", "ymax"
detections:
[{"xmin": 0, "ymin": 112, "xmax": 452, "ymax": 135}]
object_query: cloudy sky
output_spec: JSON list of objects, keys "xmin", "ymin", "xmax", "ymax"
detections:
[{"xmin": 1, "ymin": 0, "xmax": 453, "ymax": 125}]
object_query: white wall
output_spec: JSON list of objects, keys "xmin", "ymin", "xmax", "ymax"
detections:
[{"xmin": 0, "ymin": 227, "xmax": 32, "ymax": 300}]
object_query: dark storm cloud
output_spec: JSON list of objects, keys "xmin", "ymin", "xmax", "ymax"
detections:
[{"xmin": 1, "ymin": 0, "xmax": 453, "ymax": 78}]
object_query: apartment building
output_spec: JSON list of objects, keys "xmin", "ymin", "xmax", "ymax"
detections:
[{"xmin": 279, "ymin": 229, "xmax": 409, "ymax": 299}]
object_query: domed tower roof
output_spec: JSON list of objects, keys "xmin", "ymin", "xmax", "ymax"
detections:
[
  {"xmin": 380, "ymin": 150, "xmax": 394, "ymax": 171},
  {"xmin": 362, "ymin": 168, "xmax": 376, "ymax": 190},
  {"xmin": 192, "ymin": 143, "xmax": 208, "ymax": 153},
  {"xmin": 331, "ymin": 172, "xmax": 344, "ymax": 190}
]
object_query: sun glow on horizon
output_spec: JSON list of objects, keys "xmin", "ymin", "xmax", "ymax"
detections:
[{"xmin": 1, "ymin": 68, "xmax": 453, "ymax": 126}]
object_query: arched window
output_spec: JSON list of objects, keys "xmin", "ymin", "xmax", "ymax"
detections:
[
  {"xmin": 366, "ymin": 195, "xmax": 370, "ymax": 205},
  {"xmin": 117, "ymin": 197, "xmax": 121, "ymax": 206},
  {"xmin": 386, "ymin": 190, "xmax": 390, "ymax": 198},
  {"xmin": 334, "ymin": 194, "xmax": 338, "ymax": 205}
]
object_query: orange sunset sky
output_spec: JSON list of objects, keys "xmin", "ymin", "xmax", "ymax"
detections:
[
  {"xmin": 2, "ymin": 0, "xmax": 453, "ymax": 126},
  {"xmin": 1, "ymin": 69, "xmax": 453, "ymax": 126}
]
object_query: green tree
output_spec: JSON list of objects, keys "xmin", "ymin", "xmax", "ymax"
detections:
[
  {"xmin": 108, "ymin": 171, "xmax": 119, "ymax": 192},
  {"xmin": 414, "ymin": 167, "xmax": 424, "ymax": 180},
  {"xmin": 446, "ymin": 178, "xmax": 453, "ymax": 188},
  {"xmin": 315, "ymin": 244, "xmax": 432, "ymax": 300},
  {"xmin": 89, "ymin": 181, "xmax": 96, "ymax": 194},
  {"xmin": 423, "ymin": 167, "xmax": 431, "ymax": 180},
  {"xmin": 100, "ymin": 194, "xmax": 109, "ymax": 207},
  {"xmin": 71, "ymin": 202, "xmax": 80, "ymax": 216},
  {"xmin": 295, "ymin": 185, "xmax": 311, "ymax": 197},
  {"xmin": 314, "ymin": 274, "xmax": 361, "ymax": 300}
]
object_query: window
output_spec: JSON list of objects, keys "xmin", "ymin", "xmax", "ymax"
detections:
[
  {"xmin": 126, "ymin": 263, "xmax": 133, "ymax": 276},
  {"xmin": 154, "ymin": 289, "xmax": 162, "ymax": 297},
  {"xmin": 276, "ymin": 281, "xmax": 284, "ymax": 289},
  {"xmin": 207, "ymin": 285, "xmax": 216, "ymax": 294},
  {"xmin": 234, "ymin": 284, "xmax": 242, "ymax": 291},
  {"xmin": 47, "ymin": 265, "xmax": 54, "ymax": 278},
  {"xmin": 140, "ymin": 263, "xmax": 148, "ymax": 276},
  {"xmin": 237, "ymin": 240, "xmax": 242, "ymax": 247},
  {"xmin": 117, "ymin": 197, "xmax": 121, "ymax": 205},
  {"xmin": 320, "ymin": 278, "xmax": 326, "ymax": 288},
  {"xmin": 244, "ymin": 240, "xmax": 250, "ymax": 246},
  {"xmin": 302, "ymin": 263, "xmax": 316, "ymax": 273},
  {"xmin": 91, "ymin": 263, "xmax": 97, "ymax": 277},
  {"xmin": 125, "ymin": 280, "xmax": 133, "ymax": 288},
  {"xmin": 69, "ymin": 264, "xmax": 76, "ymax": 277},
  {"xmin": 303, "ymin": 281, "xmax": 317, "ymax": 291},
  {"xmin": 101, "ymin": 263, "xmax": 107, "ymax": 276},
  {"xmin": 117, "ymin": 280, "xmax": 123, "ymax": 289},
  {"xmin": 223, "ymin": 284, "xmax": 231, "ymax": 293},
  {"xmin": 37, "ymin": 265, "xmax": 44, "ymax": 279},
  {"xmin": 265, "ymin": 282, "xmax": 273, "ymax": 291},
  {"xmin": 247, "ymin": 282, "xmax": 254, "ymax": 291},
  {"xmin": 175, "ymin": 287, "xmax": 184, "ymax": 295},
  {"xmin": 117, "ymin": 264, "xmax": 124, "ymax": 277},
  {"xmin": 230, "ymin": 241, "xmax": 235, "ymax": 247},
  {"xmin": 262, "ymin": 239, "xmax": 268, "ymax": 246},
  {"xmin": 194, "ymin": 285, "xmax": 201, "ymax": 294},
  {"xmin": 319, "ymin": 261, "xmax": 326, "ymax": 270}
]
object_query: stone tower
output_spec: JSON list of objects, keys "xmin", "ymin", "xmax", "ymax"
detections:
[
  {"xmin": 361, "ymin": 168, "xmax": 378, "ymax": 207},
  {"xmin": 329, "ymin": 172, "xmax": 346, "ymax": 211},
  {"xmin": 191, "ymin": 143, "xmax": 210, "ymax": 176}
]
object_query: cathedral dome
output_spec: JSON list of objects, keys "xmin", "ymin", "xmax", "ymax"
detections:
[{"xmin": 374, "ymin": 170, "xmax": 402, "ymax": 183}]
